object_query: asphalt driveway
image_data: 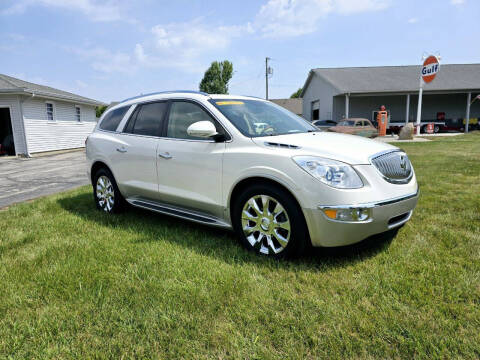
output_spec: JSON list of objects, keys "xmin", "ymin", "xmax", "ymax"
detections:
[{"xmin": 0, "ymin": 150, "xmax": 89, "ymax": 209}]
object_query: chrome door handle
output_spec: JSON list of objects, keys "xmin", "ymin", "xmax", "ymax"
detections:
[
  {"xmin": 116, "ymin": 147, "xmax": 127, "ymax": 153},
  {"xmin": 158, "ymin": 152, "xmax": 172, "ymax": 159}
]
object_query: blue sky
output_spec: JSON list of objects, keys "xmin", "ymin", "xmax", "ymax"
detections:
[{"xmin": 1, "ymin": 0, "xmax": 478, "ymax": 103}]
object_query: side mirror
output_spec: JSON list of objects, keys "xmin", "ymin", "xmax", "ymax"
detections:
[{"xmin": 187, "ymin": 121, "xmax": 218, "ymax": 138}]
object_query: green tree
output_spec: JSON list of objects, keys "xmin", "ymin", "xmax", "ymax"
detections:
[
  {"xmin": 199, "ymin": 60, "xmax": 233, "ymax": 94},
  {"xmin": 290, "ymin": 88, "xmax": 303, "ymax": 98},
  {"xmin": 96, "ymin": 105, "xmax": 107, "ymax": 118}
]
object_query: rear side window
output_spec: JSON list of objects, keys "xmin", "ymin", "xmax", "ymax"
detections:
[
  {"xmin": 124, "ymin": 101, "xmax": 167, "ymax": 137},
  {"xmin": 99, "ymin": 106, "xmax": 129, "ymax": 131}
]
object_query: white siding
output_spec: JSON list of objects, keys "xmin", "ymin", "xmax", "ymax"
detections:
[
  {"xmin": 0, "ymin": 94, "xmax": 27, "ymax": 155},
  {"xmin": 22, "ymin": 97, "xmax": 97, "ymax": 153},
  {"xmin": 24, "ymin": 119, "xmax": 96, "ymax": 153}
]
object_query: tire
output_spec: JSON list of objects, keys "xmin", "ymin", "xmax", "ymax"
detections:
[
  {"xmin": 434, "ymin": 125, "xmax": 440, "ymax": 133},
  {"xmin": 232, "ymin": 184, "xmax": 308, "ymax": 258},
  {"xmin": 92, "ymin": 168, "xmax": 125, "ymax": 213}
]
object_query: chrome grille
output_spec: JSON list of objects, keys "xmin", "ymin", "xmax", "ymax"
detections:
[{"xmin": 371, "ymin": 151, "xmax": 412, "ymax": 184}]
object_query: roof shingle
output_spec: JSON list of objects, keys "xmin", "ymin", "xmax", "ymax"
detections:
[
  {"xmin": 310, "ymin": 64, "xmax": 480, "ymax": 94},
  {"xmin": 0, "ymin": 73, "xmax": 105, "ymax": 106}
]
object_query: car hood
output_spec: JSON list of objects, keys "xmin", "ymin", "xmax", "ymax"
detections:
[{"xmin": 251, "ymin": 132, "xmax": 397, "ymax": 165}]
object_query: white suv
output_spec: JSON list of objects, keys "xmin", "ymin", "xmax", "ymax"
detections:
[{"xmin": 86, "ymin": 91, "xmax": 418, "ymax": 258}]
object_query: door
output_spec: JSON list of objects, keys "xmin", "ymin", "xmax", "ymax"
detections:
[
  {"xmin": 111, "ymin": 101, "xmax": 168, "ymax": 201},
  {"xmin": 0, "ymin": 108, "xmax": 15, "ymax": 156},
  {"xmin": 156, "ymin": 100, "xmax": 226, "ymax": 217}
]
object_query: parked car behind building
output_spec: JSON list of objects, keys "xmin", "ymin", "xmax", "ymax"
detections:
[
  {"xmin": 312, "ymin": 119, "xmax": 337, "ymax": 131},
  {"xmin": 328, "ymin": 118, "xmax": 378, "ymax": 138}
]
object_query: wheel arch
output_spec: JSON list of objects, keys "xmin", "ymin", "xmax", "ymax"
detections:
[
  {"xmin": 228, "ymin": 176, "xmax": 306, "ymax": 223},
  {"xmin": 90, "ymin": 161, "xmax": 113, "ymax": 185}
]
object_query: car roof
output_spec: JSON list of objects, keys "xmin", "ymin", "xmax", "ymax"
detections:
[{"xmin": 107, "ymin": 91, "xmax": 267, "ymax": 113}]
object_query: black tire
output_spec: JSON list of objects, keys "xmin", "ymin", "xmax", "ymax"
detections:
[
  {"xmin": 232, "ymin": 184, "xmax": 308, "ymax": 259},
  {"xmin": 434, "ymin": 125, "xmax": 440, "ymax": 133},
  {"xmin": 92, "ymin": 167, "xmax": 125, "ymax": 213}
]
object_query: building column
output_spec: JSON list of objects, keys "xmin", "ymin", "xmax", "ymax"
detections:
[
  {"xmin": 465, "ymin": 92, "xmax": 471, "ymax": 133},
  {"xmin": 405, "ymin": 94, "xmax": 410, "ymax": 124},
  {"xmin": 345, "ymin": 94, "xmax": 349, "ymax": 118}
]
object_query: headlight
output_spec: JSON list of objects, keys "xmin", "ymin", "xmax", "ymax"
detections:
[{"xmin": 293, "ymin": 156, "xmax": 363, "ymax": 189}]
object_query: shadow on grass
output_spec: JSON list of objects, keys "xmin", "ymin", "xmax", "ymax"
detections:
[{"xmin": 57, "ymin": 191, "xmax": 398, "ymax": 270}]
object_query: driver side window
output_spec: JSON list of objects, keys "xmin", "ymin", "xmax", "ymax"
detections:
[{"xmin": 166, "ymin": 101, "xmax": 224, "ymax": 140}]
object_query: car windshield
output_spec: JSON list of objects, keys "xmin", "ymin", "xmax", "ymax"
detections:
[
  {"xmin": 338, "ymin": 120, "xmax": 355, "ymax": 126},
  {"xmin": 209, "ymin": 99, "xmax": 317, "ymax": 137}
]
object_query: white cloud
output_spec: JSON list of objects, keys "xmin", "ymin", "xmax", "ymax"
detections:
[
  {"xmin": 451, "ymin": 0, "xmax": 465, "ymax": 4},
  {"xmin": 1, "ymin": 0, "xmax": 125, "ymax": 22},
  {"xmin": 69, "ymin": 46, "xmax": 135, "ymax": 74},
  {"xmin": 75, "ymin": 79, "xmax": 88, "ymax": 88},
  {"xmin": 132, "ymin": 19, "xmax": 253, "ymax": 72},
  {"xmin": 255, "ymin": 0, "xmax": 390, "ymax": 38},
  {"xmin": 66, "ymin": 0, "xmax": 391, "ymax": 74},
  {"xmin": 408, "ymin": 17, "xmax": 418, "ymax": 23}
]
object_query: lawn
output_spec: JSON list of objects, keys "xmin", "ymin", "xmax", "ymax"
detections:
[{"xmin": 0, "ymin": 133, "xmax": 479, "ymax": 359}]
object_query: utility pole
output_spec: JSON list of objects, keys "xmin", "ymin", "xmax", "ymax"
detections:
[{"xmin": 265, "ymin": 57, "xmax": 272, "ymax": 100}]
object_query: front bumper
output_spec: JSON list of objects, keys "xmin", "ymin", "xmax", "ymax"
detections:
[{"xmin": 303, "ymin": 190, "xmax": 419, "ymax": 247}]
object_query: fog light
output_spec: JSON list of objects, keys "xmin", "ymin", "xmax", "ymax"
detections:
[{"xmin": 321, "ymin": 207, "xmax": 371, "ymax": 222}]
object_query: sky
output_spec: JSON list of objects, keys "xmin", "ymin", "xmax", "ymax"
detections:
[{"xmin": 0, "ymin": 0, "xmax": 479, "ymax": 103}]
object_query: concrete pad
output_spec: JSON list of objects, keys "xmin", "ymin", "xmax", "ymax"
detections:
[
  {"xmin": 374, "ymin": 136, "xmax": 431, "ymax": 143},
  {"xmin": 0, "ymin": 150, "xmax": 89, "ymax": 209}
]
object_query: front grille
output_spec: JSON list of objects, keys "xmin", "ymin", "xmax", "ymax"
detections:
[{"xmin": 371, "ymin": 151, "xmax": 412, "ymax": 184}]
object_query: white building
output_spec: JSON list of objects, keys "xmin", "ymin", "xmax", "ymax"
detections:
[{"xmin": 0, "ymin": 74, "xmax": 105, "ymax": 156}]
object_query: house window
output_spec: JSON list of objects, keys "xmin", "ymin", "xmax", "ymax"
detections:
[
  {"xmin": 46, "ymin": 102, "xmax": 54, "ymax": 121},
  {"xmin": 75, "ymin": 106, "xmax": 81, "ymax": 122}
]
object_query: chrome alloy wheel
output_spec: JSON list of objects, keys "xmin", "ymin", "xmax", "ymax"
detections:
[
  {"xmin": 241, "ymin": 195, "xmax": 291, "ymax": 255},
  {"xmin": 96, "ymin": 175, "xmax": 115, "ymax": 212}
]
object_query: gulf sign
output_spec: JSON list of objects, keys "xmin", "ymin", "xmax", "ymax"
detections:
[{"xmin": 421, "ymin": 55, "xmax": 440, "ymax": 83}]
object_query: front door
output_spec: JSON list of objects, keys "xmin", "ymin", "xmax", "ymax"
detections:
[
  {"xmin": 156, "ymin": 100, "xmax": 226, "ymax": 218},
  {"xmin": 111, "ymin": 101, "xmax": 168, "ymax": 201}
]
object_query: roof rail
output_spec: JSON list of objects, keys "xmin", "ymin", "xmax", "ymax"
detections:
[{"xmin": 120, "ymin": 90, "xmax": 209, "ymax": 103}]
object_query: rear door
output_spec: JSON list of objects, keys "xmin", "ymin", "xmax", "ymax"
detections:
[
  {"xmin": 112, "ymin": 101, "xmax": 168, "ymax": 201},
  {"xmin": 156, "ymin": 100, "xmax": 227, "ymax": 218}
]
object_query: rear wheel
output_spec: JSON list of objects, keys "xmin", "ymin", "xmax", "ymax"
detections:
[
  {"xmin": 232, "ymin": 184, "xmax": 308, "ymax": 258},
  {"xmin": 93, "ymin": 168, "xmax": 125, "ymax": 213},
  {"xmin": 434, "ymin": 125, "xmax": 440, "ymax": 133}
]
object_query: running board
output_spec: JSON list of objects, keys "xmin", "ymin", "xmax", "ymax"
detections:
[{"xmin": 127, "ymin": 199, "xmax": 232, "ymax": 229}]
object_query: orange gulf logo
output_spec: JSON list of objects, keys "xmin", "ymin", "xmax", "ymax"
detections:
[{"xmin": 421, "ymin": 55, "xmax": 440, "ymax": 83}]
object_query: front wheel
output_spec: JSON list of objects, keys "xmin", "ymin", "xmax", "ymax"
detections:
[{"xmin": 232, "ymin": 184, "xmax": 308, "ymax": 258}]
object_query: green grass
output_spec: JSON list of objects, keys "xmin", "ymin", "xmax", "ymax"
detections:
[{"xmin": 1, "ymin": 133, "xmax": 479, "ymax": 359}]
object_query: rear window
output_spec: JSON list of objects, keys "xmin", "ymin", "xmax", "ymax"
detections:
[
  {"xmin": 99, "ymin": 106, "xmax": 129, "ymax": 131},
  {"xmin": 338, "ymin": 120, "xmax": 355, "ymax": 126},
  {"xmin": 126, "ymin": 101, "xmax": 167, "ymax": 137}
]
